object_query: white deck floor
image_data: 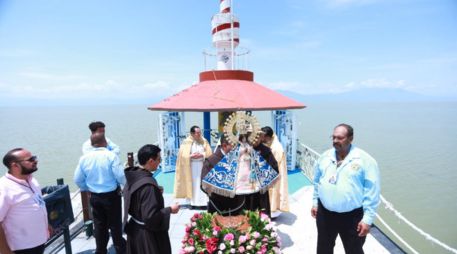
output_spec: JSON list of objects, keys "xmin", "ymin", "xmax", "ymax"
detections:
[{"xmin": 55, "ymin": 186, "xmax": 389, "ymax": 254}]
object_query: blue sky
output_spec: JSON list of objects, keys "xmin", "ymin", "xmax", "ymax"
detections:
[{"xmin": 0, "ymin": 0, "xmax": 456, "ymax": 105}]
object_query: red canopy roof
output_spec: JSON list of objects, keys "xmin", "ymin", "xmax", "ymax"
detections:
[{"xmin": 148, "ymin": 79, "xmax": 306, "ymax": 112}]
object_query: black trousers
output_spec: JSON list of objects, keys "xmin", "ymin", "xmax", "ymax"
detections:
[
  {"xmin": 13, "ymin": 244, "xmax": 45, "ymax": 254},
  {"xmin": 90, "ymin": 190, "xmax": 126, "ymax": 254},
  {"xmin": 316, "ymin": 200, "xmax": 366, "ymax": 254}
]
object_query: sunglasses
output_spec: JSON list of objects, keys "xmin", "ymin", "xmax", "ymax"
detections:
[{"xmin": 17, "ymin": 155, "xmax": 38, "ymax": 163}]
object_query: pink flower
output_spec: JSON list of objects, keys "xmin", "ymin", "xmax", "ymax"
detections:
[
  {"xmin": 238, "ymin": 246, "xmax": 246, "ymax": 253},
  {"xmin": 253, "ymin": 231, "xmax": 260, "ymax": 239},
  {"xmin": 260, "ymin": 245, "xmax": 267, "ymax": 253},
  {"xmin": 262, "ymin": 237, "xmax": 268, "ymax": 242},
  {"xmin": 260, "ymin": 212, "xmax": 269, "ymax": 222},
  {"xmin": 239, "ymin": 235, "xmax": 247, "ymax": 243},
  {"xmin": 188, "ymin": 238, "xmax": 194, "ymax": 245},
  {"xmin": 224, "ymin": 233, "xmax": 234, "ymax": 241},
  {"xmin": 185, "ymin": 225, "xmax": 191, "ymax": 233}
]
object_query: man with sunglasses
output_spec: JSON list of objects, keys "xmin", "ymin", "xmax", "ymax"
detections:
[{"xmin": 0, "ymin": 148, "xmax": 49, "ymax": 254}]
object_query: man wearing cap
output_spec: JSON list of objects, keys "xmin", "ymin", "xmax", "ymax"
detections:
[{"xmin": 0, "ymin": 148, "xmax": 49, "ymax": 254}]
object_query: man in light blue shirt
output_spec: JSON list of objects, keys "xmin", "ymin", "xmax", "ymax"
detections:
[
  {"xmin": 75, "ymin": 133, "xmax": 126, "ymax": 254},
  {"xmin": 311, "ymin": 123, "xmax": 380, "ymax": 254}
]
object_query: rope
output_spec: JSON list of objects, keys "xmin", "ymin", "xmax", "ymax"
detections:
[
  {"xmin": 380, "ymin": 195, "xmax": 457, "ymax": 254},
  {"xmin": 376, "ymin": 213, "xmax": 419, "ymax": 254},
  {"xmin": 298, "ymin": 142, "xmax": 456, "ymax": 253}
]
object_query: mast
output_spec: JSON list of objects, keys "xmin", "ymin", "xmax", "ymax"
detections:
[{"xmin": 211, "ymin": 0, "xmax": 240, "ymax": 70}]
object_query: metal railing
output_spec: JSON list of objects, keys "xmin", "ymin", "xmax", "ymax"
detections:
[
  {"xmin": 295, "ymin": 143, "xmax": 320, "ymax": 179},
  {"xmin": 295, "ymin": 142, "xmax": 457, "ymax": 254}
]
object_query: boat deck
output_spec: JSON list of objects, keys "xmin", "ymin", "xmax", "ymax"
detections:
[{"xmin": 50, "ymin": 171, "xmax": 390, "ymax": 253}]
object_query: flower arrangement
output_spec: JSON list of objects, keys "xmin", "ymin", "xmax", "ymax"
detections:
[{"xmin": 180, "ymin": 211, "xmax": 281, "ymax": 254}]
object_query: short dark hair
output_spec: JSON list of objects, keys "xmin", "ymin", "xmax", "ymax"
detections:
[
  {"xmin": 261, "ymin": 126, "xmax": 274, "ymax": 138},
  {"xmin": 88, "ymin": 121, "xmax": 105, "ymax": 133},
  {"xmin": 137, "ymin": 144, "xmax": 161, "ymax": 165},
  {"xmin": 336, "ymin": 123, "xmax": 354, "ymax": 138},
  {"xmin": 3, "ymin": 148, "xmax": 23, "ymax": 169},
  {"xmin": 190, "ymin": 125, "xmax": 200, "ymax": 133}
]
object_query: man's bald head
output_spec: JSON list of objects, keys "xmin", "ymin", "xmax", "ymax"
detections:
[{"xmin": 91, "ymin": 132, "xmax": 107, "ymax": 148}]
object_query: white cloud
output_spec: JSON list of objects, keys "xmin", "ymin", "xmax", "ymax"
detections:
[
  {"xmin": 19, "ymin": 71, "xmax": 85, "ymax": 81},
  {"xmin": 343, "ymin": 79, "xmax": 409, "ymax": 90},
  {"xmin": 265, "ymin": 78, "xmax": 413, "ymax": 95},
  {"xmin": 0, "ymin": 78, "xmax": 176, "ymax": 100}
]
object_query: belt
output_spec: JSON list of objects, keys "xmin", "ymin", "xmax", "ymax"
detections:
[{"xmin": 130, "ymin": 216, "xmax": 145, "ymax": 226}]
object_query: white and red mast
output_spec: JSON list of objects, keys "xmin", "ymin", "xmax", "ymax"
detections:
[{"xmin": 211, "ymin": 0, "xmax": 240, "ymax": 70}]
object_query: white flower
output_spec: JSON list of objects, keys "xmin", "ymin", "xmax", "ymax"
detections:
[
  {"xmin": 184, "ymin": 246, "xmax": 195, "ymax": 253},
  {"xmin": 273, "ymin": 246, "xmax": 281, "ymax": 254},
  {"xmin": 219, "ymin": 243, "xmax": 226, "ymax": 250}
]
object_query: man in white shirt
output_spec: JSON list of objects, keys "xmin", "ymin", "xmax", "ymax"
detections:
[{"xmin": 82, "ymin": 121, "xmax": 120, "ymax": 156}]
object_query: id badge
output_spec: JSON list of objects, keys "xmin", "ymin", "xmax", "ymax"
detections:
[
  {"xmin": 328, "ymin": 175, "xmax": 337, "ymax": 185},
  {"xmin": 34, "ymin": 193, "xmax": 46, "ymax": 207}
]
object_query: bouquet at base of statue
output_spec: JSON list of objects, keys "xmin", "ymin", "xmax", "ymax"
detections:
[{"xmin": 180, "ymin": 210, "xmax": 282, "ymax": 254}]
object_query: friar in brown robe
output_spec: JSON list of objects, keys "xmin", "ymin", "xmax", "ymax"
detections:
[{"xmin": 123, "ymin": 145, "xmax": 179, "ymax": 254}]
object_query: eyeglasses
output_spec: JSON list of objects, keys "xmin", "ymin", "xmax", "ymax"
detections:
[
  {"xmin": 331, "ymin": 135, "xmax": 347, "ymax": 141},
  {"xmin": 16, "ymin": 155, "xmax": 38, "ymax": 163}
]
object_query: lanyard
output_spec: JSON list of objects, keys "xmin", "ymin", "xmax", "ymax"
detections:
[{"xmin": 6, "ymin": 176, "xmax": 36, "ymax": 194}]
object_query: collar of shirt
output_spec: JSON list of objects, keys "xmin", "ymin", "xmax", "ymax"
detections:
[{"xmin": 5, "ymin": 173, "xmax": 32, "ymax": 186}]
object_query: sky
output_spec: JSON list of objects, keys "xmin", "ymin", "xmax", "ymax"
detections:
[{"xmin": 0, "ymin": 0, "xmax": 456, "ymax": 106}]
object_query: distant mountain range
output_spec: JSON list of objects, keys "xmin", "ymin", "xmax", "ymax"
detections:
[{"xmin": 277, "ymin": 88, "xmax": 457, "ymax": 103}]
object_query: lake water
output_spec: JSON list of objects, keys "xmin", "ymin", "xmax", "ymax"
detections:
[{"xmin": 1, "ymin": 101, "xmax": 456, "ymax": 253}]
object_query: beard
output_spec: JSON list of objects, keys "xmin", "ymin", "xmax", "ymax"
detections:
[{"xmin": 19, "ymin": 164, "xmax": 38, "ymax": 175}]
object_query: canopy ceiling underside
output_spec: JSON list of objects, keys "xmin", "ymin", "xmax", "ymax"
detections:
[{"xmin": 148, "ymin": 80, "xmax": 306, "ymax": 112}]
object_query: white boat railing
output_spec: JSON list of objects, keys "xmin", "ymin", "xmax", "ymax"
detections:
[{"xmin": 296, "ymin": 142, "xmax": 457, "ymax": 254}]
